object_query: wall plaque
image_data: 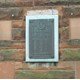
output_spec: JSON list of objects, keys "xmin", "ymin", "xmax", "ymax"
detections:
[{"xmin": 26, "ymin": 15, "xmax": 58, "ymax": 62}]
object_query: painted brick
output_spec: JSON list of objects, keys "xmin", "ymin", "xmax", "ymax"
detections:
[
  {"xmin": 0, "ymin": 41, "xmax": 25, "ymax": 49},
  {"xmin": 60, "ymin": 49, "xmax": 80, "ymax": 61},
  {"xmin": 76, "ymin": 62, "xmax": 80, "ymax": 79},
  {"xmin": 62, "ymin": 40, "xmax": 80, "ymax": 48},
  {"xmin": 70, "ymin": 18, "xmax": 80, "ymax": 39},
  {"xmin": 61, "ymin": 27, "xmax": 69, "ymax": 40},
  {"xmin": 12, "ymin": 28, "xmax": 25, "ymax": 40},
  {"xmin": 15, "ymin": 70, "xmax": 75, "ymax": 79},
  {"xmin": 0, "ymin": 62, "xmax": 15, "ymax": 79},
  {"xmin": 0, "ymin": 8, "xmax": 23, "ymax": 20},
  {"xmin": 0, "ymin": 21, "xmax": 11, "ymax": 40},
  {"xmin": 12, "ymin": 20, "xmax": 25, "ymax": 28},
  {"xmin": 0, "ymin": 49, "xmax": 25, "ymax": 61},
  {"xmin": 0, "ymin": 0, "xmax": 33, "ymax": 7},
  {"xmin": 15, "ymin": 62, "xmax": 75, "ymax": 70}
]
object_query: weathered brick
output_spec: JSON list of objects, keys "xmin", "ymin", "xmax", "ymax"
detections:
[
  {"xmin": 62, "ymin": 40, "xmax": 80, "ymax": 48},
  {"xmin": 61, "ymin": 27, "xmax": 69, "ymax": 40},
  {"xmin": 59, "ymin": 19, "xmax": 69, "ymax": 27},
  {"xmin": 12, "ymin": 28, "xmax": 25, "ymax": 40},
  {"xmin": 0, "ymin": 0, "xmax": 33, "ymax": 7},
  {"xmin": 15, "ymin": 70, "xmax": 75, "ymax": 79},
  {"xmin": 0, "ymin": 41, "xmax": 25, "ymax": 49},
  {"xmin": 53, "ymin": 7, "xmax": 68, "ymax": 27},
  {"xmin": 60, "ymin": 49, "xmax": 80, "ymax": 61},
  {"xmin": 0, "ymin": 8, "xmax": 23, "ymax": 20},
  {"xmin": 0, "ymin": 62, "xmax": 15, "ymax": 79},
  {"xmin": 34, "ymin": 0, "xmax": 80, "ymax": 6},
  {"xmin": 0, "ymin": 49, "xmax": 25, "ymax": 61},
  {"xmin": 62, "ymin": 6, "xmax": 80, "ymax": 18},
  {"xmin": 15, "ymin": 62, "xmax": 75, "ymax": 70},
  {"xmin": 12, "ymin": 20, "xmax": 25, "ymax": 28}
]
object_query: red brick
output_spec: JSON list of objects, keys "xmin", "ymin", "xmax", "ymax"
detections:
[
  {"xmin": 0, "ymin": 62, "xmax": 15, "ymax": 79},
  {"xmin": 12, "ymin": 20, "xmax": 25, "ymax": 28}
]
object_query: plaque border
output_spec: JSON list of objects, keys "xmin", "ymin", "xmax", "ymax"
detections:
[{"xmin": 26, "ymin": 15, "xmax": 59, "ymax": 62}]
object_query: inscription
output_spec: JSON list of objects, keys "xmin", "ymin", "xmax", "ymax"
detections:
[{"xmin": 29, "ymin": 19, "xmax": 54, "ymax": 59}]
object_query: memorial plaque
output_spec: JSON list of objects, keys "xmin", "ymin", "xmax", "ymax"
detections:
[
  {"xmin": 26, "ymin": 15, "xmax": 58, "ymax": 62},
  {"xmin": 29, "ymin": 19, "xmax": 54, "ymax": 59}
]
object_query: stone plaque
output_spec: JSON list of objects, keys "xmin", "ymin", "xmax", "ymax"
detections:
[
  {"xmin": 26, "ymin": 15, "xmax": 58, "ymax": 62},
  {"xmin": 29, "ymin": 19, "xmax": 54, "ymax": 59}
]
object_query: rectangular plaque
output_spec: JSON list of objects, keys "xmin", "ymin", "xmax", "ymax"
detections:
[
  {"xmin": 26, "ymin": 15, "xmax": 59, "ymax": 62},
  {"xmin": 29, "ymin": 19, "xmax": 54, "ymax": 59}
]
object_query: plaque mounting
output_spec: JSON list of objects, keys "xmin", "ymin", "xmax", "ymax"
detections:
[{"xmin": 26, "ymin": 15, "xmax": 59, "ymax": 62}]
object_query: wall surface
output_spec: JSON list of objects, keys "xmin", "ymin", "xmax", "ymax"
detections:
[{"xmin": 0, "ymin": 0, "xmax": 80, "ymax": 79}]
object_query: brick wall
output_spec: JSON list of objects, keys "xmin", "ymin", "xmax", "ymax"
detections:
[{"xmin": 0, "ymin": 0, "xmax": 80, "ymax": 79}]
